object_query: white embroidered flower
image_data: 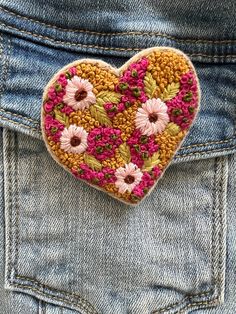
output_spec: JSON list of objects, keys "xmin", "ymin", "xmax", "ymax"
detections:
[
  {"xmin": 135, "ymin": 98, "xmax": 169, "ymax": 136},
  {"xmin": 115, "ymin": 162, "xmax": 143, "ymax": 194},
  {"xmin": 63, "ymin": 76, "xmax": 96, "ymax": 110},
  {"xmin": 60, "ymin": 124, "xmax": 88, "ymax": 154}
]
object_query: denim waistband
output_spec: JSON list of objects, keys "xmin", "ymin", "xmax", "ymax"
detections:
[{"xmin": 0, "ymin": 1, "xmax": 236, "ymax": 62}]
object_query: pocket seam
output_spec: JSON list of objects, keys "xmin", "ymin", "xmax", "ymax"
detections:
[
  {"xmin": 4, "ymin": 133, "xmax": 228, "ymax": 313},
  {"xmin": 0, "ymin": 112, "xmax": 235, "ymax": 159},
  {"xmin": 0, "ymin": 107, "xmax": 235, "ymax": 150},
  {"xmin": 4, "ymin": 129, "xmax": 99, "ymax": 314},
  {"xmin": 152, "ymin": 156, "xmax": 228, "ymax": 313},
  {"xmin": 2, "ymin": 22, "xmax": 236, "ymax": 59},
  {"xmin": 1, "ymin": 6, "xmax": 235, "ymax": 45}
]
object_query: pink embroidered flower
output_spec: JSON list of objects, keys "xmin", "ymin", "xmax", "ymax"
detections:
[
  {"xmin": 44, "ymin": 115, "xmax": 64, "ymax": 142},
  {"xmin": 151, "ymin": 165, "xmax": 162, "ymax": 179},
  {"xmin": 48, "ymin": 86, "xmax": 57, "ymax": 100},
  {"xmin": 115, "ymin": 163, "xmax": 143, "ymax": 194},
  {"xmin": 57, "ymin": 74, "xmax": 68, "ymax": 87},
  {"xmin": 72, "ymin": 164, "xmax": 116, "ymax": 186},
  {"xmin": 87, "ymin": 127, "xmax": 122, "ymax": 161},
  {"xmin": 43, "ymin": 101, "xmax": 54, "ymax": 113},
  {"xmin": 60, "ymin": 124, "xmax": 88, "ymax": 154},
  {"xmin": 127, "ymin": 130, "xmax": 159, "ymax": 168},
  {"xmin": 135, "ymin": 98, "xmax": 169, "ymax": 136},
  {"xmin": 61, "ymin": 105, "xmax": 74, "ymax": 115},
  {"xmin": 68, "ymin": 66, "xmax": 77, "ymax": 76},
  {"xmin": 132, "ymin": 166, "xmax": 162, "ymax": 198},
  {"xmin": 63, "ymin": 76, "xmax": 96, "ymax": 110},
  {"xmin": 166, "ymin": 71, "xmax": 198, "ymax": 129},
  {"xmin": 104, "ymin": 102, "xmax": 119, "ymax": 118},
  {"xmin": 114, "ymin": 57, "xmax": 149, "ymax": 112}
]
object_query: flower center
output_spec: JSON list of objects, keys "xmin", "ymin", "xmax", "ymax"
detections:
[
  {"xmin": 149, "ymin": 113, "xmax": 158, "ymax": 123},
  {"xmin": 70, "ymin": 136, "xmax": 81, "ymax": 147},
  {"xmin": 75, "ymin": 89, "xmax": 87, "ymax": 101},
  {"xmin": 124, "ymin": 175, "xmax": 135, "ymax": 184}
]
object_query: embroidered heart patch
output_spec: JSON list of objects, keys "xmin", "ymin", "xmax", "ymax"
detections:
[{"xmin": 41, "ymin": 47, "xmax": 200, "ymax": 205}]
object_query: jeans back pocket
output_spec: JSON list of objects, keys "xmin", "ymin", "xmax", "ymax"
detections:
[{"xmin": 3, "ymin": 126, "xmax": 229, "ymax": 314}]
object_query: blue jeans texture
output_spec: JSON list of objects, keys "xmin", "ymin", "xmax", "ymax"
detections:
[{"xmin": 0, "ymin": 1, "xmax": 235, "ymax": 313}]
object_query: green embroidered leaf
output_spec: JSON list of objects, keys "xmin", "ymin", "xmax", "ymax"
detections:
[
  {"xmin": 90, "ymin": 104, "xmax": 112, "ymax": 126},
  {"xmin": 90, "ymin": 92, "xmax": 121, "ymax": 126},
  {"xmin": 165, "ymin": 122, "xmax": 180, "ymax": 136},
  {"xmin": 142, "ymin": 152, "xmax": 161, "ymax": 172},
  {"xmin": 160, "ymin": 82, "xmax": 180, "ymax": 101},
  {"xmin": 118, "ymin": 143, "xmax": 131, "ymax": 163},
  {"xmin": 96, "ymin": 91, "xmax": 121, "ymax": 105},
  {"xmin": 144, "ymin": 72, "xmax": 157, "ymax": 98},
  {"xmin": 54, "ymin": 109, "xmax": 69, "ymax": 127},
  {"xmin": 84, "ymin": 153, "xmax": 102, "ymax": 171}
]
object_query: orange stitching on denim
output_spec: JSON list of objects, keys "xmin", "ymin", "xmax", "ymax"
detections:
[
  {"xmin": 0, "ymin": 113, "xmax": 40, "ymax": 131},
  {"xmin": 15, "ymin": 131, "xmax": 20, "ymax": 275},
  {"xmin": 1, "ymin": 6, "xmax": 236, "ymax": 45},
  {"xmin": 216, "ymin": 157, "xmax": 227, "ymax": 300},
  {"xmin": 7, "ymin": 142, "xmax": 228, "ymax": 313},
  {"xmin": 175, "ymin": 146, "xmax": 236, "ymax": 158},
  {"xmin": 0, "ymin": 107, "xmax": 39, "ymax": 125},
  {"xmin": 153, "ymin": 157, "xmax": 227, "ymax": 313},
  {"xmin": 16, "ymin": 275, "xmax": 93, "ymax": 301},
  {"xmin": 15, "ymin": 275, "xmax": 216, "ymax": 314},
  {"xmin": 11, "ymin": 283, "xmax": 99, "ymax": 314},
  {"xmin": 4, "ymin": 126, "xmax": 97, "ymax": 313},
  {"xmin": 177, "ymin": 298, "xmax": 219, "ymax": 314},
  {"xmin": 179, "ymin": 137, "xmax": 235, "ymax": 150},
  {"xmin": 153, "ymin": 289, "xmax": 214, "ymax": 313},
  {"xmin": 14, "ymin": 277, "xmax": 98, "ymax": 313},
  {"xmin": 6, "ymin": 130, "xmax": 14, "ymax": 283},
  {"xmin": 1, "ymin": 22, "xmax": 236, "ymax": 58}
]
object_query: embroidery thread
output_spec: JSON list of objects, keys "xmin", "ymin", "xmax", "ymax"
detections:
[{"xmin": 41, "ymin": 47, "xmax": 200, "ymax": 205}]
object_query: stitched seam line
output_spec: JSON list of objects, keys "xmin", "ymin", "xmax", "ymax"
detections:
[
  {"xmin": 0, "ymin": 107, "xmax": 39, "ymax": 125},
  {"xmin": 1, "ymin": 22, "xmax": 236, "ymax": 58},
  {"xmin": 5, "ymin": 131, "xmax": 99, "ymax": 313},
  {"xmin": 177, "ymin": 299, "xmax": 219, "ymax": 314},
  {"xmin": 179, "ymin": 137, "xmax": 235, "ymax": 150},
  {"xmin": 216, "ymin": 157, "xmax": 227, "ymax": 297},
  {"xmin": 15, "ymin": 275, "xmax": 95, "ymax": 301},
  {"xmin": 175, "ymin": 157, "xmax": 227, "ymax": 314},
  {"xmin": 6, "ymin": 141, "xmax": 229, "ymax": 313},
  {"xmin": 6, "ymin": 130, "xmax": 13, "ymax": 281},
  {"xmin": 175, "ymin": 146, "xmax": 236, "ymax": 158},
  {"xmin": 0, "ymin": 113, "xmax": 40, "ymax": 132},
  {"xmin": 0, "ymin": 34, "xmax": 11, "ymax": 104},
  {"xmin": 210, "ymin": 158, "xmax": 218, "ymax": 295},
  {"xmin": 1, "ymin": 6, "xmax": 235, "ymax": 44},
  {"xmin": 152, "ymin": 290, "xmax": 214, "ymax": 313},
  {"xmin": 15, "ymin": 131, "xmax": 19, "ymax": 275},
  {"xmin": 11, "ymin": 282, "xmax": 98, "ymax": 314},
  {"xmin": 153, "ymin": 157, "xmax": 227, "ymax": 313},
  {"xmin": 0, "ymin": 112, "xmax": 235, "ymax": 154}
]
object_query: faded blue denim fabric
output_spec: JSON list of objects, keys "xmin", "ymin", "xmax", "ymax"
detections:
[{"xmin": 0, "ymin": 1, "xmax": 235, "ymax": 313}]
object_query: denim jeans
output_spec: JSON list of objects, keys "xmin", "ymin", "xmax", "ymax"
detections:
[{"xmin": 0, "ymin": 1, "xmax": 235, "ymax": 313}]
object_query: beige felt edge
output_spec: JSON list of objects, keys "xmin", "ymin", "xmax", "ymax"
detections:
[{"xmin": 41, "ymin": 46, "xmax": 201, "ymax": 206}]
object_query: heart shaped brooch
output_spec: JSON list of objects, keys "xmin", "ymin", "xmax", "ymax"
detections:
[{"xmin": 41, "ymin": 47, "xmax": 200, "ymax": 205}]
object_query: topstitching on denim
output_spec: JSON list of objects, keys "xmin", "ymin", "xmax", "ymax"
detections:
[{"xmin": 4, "ymin": 125, "xmax": 228, "ymax": 314}]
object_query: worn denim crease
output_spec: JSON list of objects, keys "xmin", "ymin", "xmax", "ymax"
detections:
[
  {"xmin": 0, "ymin": 6, "xmax": 235, "ymax": 44},
  {"xmin": 1, "ymin": 22, "xmax": 236, "ymax": 59}
]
